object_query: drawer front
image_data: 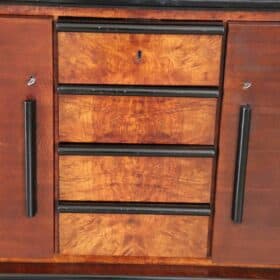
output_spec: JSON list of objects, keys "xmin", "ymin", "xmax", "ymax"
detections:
[
  {"xmin": 59, "ymin": 95, "xmax": 217, "ymax": 144},
  {"xmin": 58, "ymin": 32, "xmax": 222, "ymax": 86},
  {"xmin": 59, "ymin": 213, "xmax": 209, "ymax": 258},
  {"xmin": 59, "ymin": 156, "xmax": 213, "ymax": 203}
]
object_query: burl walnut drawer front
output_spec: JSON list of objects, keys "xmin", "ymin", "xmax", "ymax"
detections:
[
  {"xmin": 59, "ymin": 94, "xmax": 217, "ymax": 144},
  {"xmin": 59, "ymin": 213, "xmax": 209, "ymax": 258},
  {"xmin": 59, "ymin": 156, "xmax": 213, "ymax": 203},
  {"xmin": 57, "ymin": 20, "xmax": 224, "ymax": 86}
]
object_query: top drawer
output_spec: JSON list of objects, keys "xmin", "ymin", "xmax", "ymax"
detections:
[{"xmin": 57, "ymin": 19, "xmax": 224, "ymax": 86}]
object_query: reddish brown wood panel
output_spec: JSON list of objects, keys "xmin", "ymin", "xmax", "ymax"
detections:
[
  {"xmin": 0, "ymin": 17, "xmax": 53, "ymax": 257},
  {"xmin": 0, "ymin": 263, "xmax": 280, "ymax": 280},
  {"xmin": 59, "ymin": 95, "xmax": 217, "ymax": 144},
  {"xmin": 59, "ymin": 214, "xmax": 209, "ymax": 258},
  {"xmin": 213, "ymin": 23, "xmax": 280, "ymax": 265},
  {"xmin": 58, "ymin": 32, "xmax": 222, "ymax": 86},
  {"xmin": 59, "ymin": 156, "xmax": 213, "ymax": 203},
  {"xmin": 0, "ymin": 5, "xmax": 280, "ymax": 22}
]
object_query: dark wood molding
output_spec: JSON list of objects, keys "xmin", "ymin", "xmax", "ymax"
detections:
[
  {"xmin": 57, "ymin": 85, "xmax": 220, "ymax": 98},
  {"xmin": 0, "ymin": 275, "xmax": 224, "ymax": 280},
  {"xmin": 1, "ymin": 0, "xmax": 280, "ymax": 10},
  {"xmin": 58, "ymin": 144, "xmax": 216, "ymax": 158},
  {"xmin": 57, "ymin": 202, "xmax": 212, "ymax": 216},
  {"xmin": 56, "ymin": 19, "xmax": 225, "ymax": 34}
]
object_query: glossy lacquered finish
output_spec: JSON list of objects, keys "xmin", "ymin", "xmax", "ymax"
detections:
[
  {"xmin": 213, "ymin": 22, "xmax": 280, "ymax": 265},
  {"xmin": 0, "ymin": 17, "xmax": 53, "ymax": 258}
]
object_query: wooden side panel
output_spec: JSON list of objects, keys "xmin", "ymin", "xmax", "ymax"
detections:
[
  {"xmin": 59, "ymin": 156, "xmax": 213, "ymax": 203},
  {"xmin": 0, "ymin": 17, "xmax": 53, "ymax": 257},
  {"xmin": 58, "ymin": 33, "xmax": 222, "ymax": 86},
  {"xmin": 59, "ymin": 95, "xmax": 217, "ymax": 144},
  {"xmin": 213, "ymin": 23, "xmax": 280, "ymax": 265},
  {"xmin": 59, "ymin": 214, "xmax": 209, "ymax": 258}
]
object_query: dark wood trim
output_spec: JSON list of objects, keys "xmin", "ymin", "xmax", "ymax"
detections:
[
  {"xmin": 0, "ymin": 264, "xmax": 279, "ymax": 279},
  {"xmin": 56, "ymin": 18, "xmax": 225, "ymax": 34},
  {"xmin": 2, "ymin": 0, "xmax": 280, "ymax": 10},
  {"xmin": 58, "ymin": 144, "xmax": 216, "ymax": 158},
  {"xmin": 57, "ymin": 202, "xmax": 212, "ymax": 216},
  {"xmin": 57, "ymin": 85, "xmax": 220, "ymax": 98},
  {"xmin": 0, "ymin": 275, "xmax": 222, "ymax": 279}
]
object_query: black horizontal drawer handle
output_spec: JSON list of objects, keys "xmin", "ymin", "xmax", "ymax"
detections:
[
  {"xmin": 58, "ymin": 201, "xmax": 212, "ymax": 216},
  {"xmin": 24, "ymin": 100, "xmax": 37, "ymax": 218},
  {"xmin": 232, "ymin": 104, "xmax": 251, "ymax": 224},
  {"xmin": 58, "ymin": 143, "xmax": 216, "ymax": 158},
  {"xmin": 57, "ymin": 84, "xmax": 219, "ymax": 98},
  {"xmin": 56, "ymin": 18, "xmax": 225, "ymax": 35}
]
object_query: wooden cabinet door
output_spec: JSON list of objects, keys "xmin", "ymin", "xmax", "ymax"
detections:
[
  {"xmin": 213, "ymin": 23, "xmax": 280, "ymax": 265},
  {"xmin": 0, "ymin": 17, "xmax": 53, "ymax": 257}
]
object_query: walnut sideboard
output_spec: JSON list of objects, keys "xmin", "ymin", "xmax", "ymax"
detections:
[{"xmin": 0, "ymin": 1, "xmax": 279, "ymax": 279}]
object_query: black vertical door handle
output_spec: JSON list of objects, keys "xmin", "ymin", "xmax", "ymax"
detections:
[
  {"xmin": 24, "ymin": 100, "xmax": 37, "ymax": 217},
  {"xmin": 232, "ymin": 104, "xmax": 251, "ymax": 224}
]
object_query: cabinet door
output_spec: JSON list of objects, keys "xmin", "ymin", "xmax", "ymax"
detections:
[
  {"xmin": 0, "ymin": 17, "xmax": 53, "ymax": 257},
  {"xmin": 213, "ymin": 22, "xmax": 280, "ymax": 265}
]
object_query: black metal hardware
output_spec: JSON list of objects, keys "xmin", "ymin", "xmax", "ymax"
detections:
[
  {"xmin": 24, "ymin": 100, "xmax": 37, "ymax": 218},
  {"xmin": 3, "ymin": 0, "xmax": 280, "ymax": 10},
  {"xmin": 58, "ymin": 201, "xmax": 212, "ymax": 216},
  {"xmin": 57, "ymin": 85, "xmax": 219, "ymax": 98},
  {"xmin": 58, "ymin": 143, "xmax": 216, "ymax": 158},
  {"xmin": 56, "ymin": 18, "xmax": 225, "ymax": 35},
  {"xmin": 232, "ymin": 104, "xmax": 251, "ymax": 224}
]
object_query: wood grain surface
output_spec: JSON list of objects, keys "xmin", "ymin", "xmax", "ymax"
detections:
[
  {"xmin": 0, "ymin": 4, "xmax": 280, "ymax": 22},
  {"xmin": 0, "ymin": 262, "xmax": 280, "ymax": 279},
  {"xmin": 59, "ymin": 95, "xmax": 217, "ymax": 144},
  {"xmin": 58, "ymin": 32, "xmax": 222, "ymax": 86},
  {"xmin": 59, "ymin": 156, "xmax": 213, "ymax": 203},
  {"xmin": 0, "ymin": 17, "xmax": 53, "ymax": 257},
  {"xmin": 212, "ymin": 22, "xmax": 280, "ymax": 265},
  {"xmin": 59, "ymin": 214, "xmax": 209, "ymax": 258}
]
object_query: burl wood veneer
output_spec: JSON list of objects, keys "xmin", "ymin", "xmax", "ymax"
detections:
[
  {"xmin": 59, "ymin": 156, "xmax": 213, "ymax": 203},
  {"xmin": 59, "ymin": 213, "xmax": 209, "ymax": 258},
  {"xmin": 59, "ymin": 95, "xmax": 217, "ymax": 144},
  {"xmin": 58, "ymin": 32, "xmax": 222, "ymax": 86}
]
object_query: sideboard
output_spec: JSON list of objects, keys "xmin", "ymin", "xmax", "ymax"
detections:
[{"xmin": 0, "ymin": 1, "xmax": 279, "ymax": 279}]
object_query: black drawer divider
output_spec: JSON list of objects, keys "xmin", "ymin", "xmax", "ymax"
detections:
[
  {"xmin": 57, "ymin": 85, "xmax": 219, "ymax": 98},
  {"xmin": 58, "ymin": 143, "xmax": 216, "ymax": 158},
  {"xmin": 57, "ymin": 201, "xmax": 212, "ymax": 216},
  {"xmin": 56, "ymin": 18, "xmax": 225, "ymax": 35}
]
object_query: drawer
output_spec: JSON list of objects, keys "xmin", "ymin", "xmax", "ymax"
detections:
[
  {"xmin": 59, "ymin": 156, "xmax": 213, "ymax": 203},
  {"xmin": 59, "ymin": 95, "xmax": 217, "ymax": 144},
  {"xmin": 57, "ymin": 20, "xmax": 223, "ymax": 86},
  {"xmin": 59, "ymin": 213, "xmax": 209, "ymax": 258}
]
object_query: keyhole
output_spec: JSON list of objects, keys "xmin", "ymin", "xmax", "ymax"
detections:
[{"xmin": 136, "ymin": 50, "xmax": 142, "ymax": 62}]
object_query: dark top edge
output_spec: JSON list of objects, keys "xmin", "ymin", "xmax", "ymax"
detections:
[
  {"xmin": 56, "ymin": 19, "xmax": 224, "ymax": 34},
  {"xmin": 0, "ymin": 274, "xmax": 216, "ymax": 280},
  {"xmin": 58, "ymin": 201, "xmax": 212, "ymax": 216},
  {"xmin": 58, "ymin": 143, "xmax": 216, "ymax": 158},
  {"xmin": 1, "ymin": 0, "xmax": 280, "ymax": 10},
  {"xmin": 57, "ymin": 85, "xmax": 220, "ymax": 98}
]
